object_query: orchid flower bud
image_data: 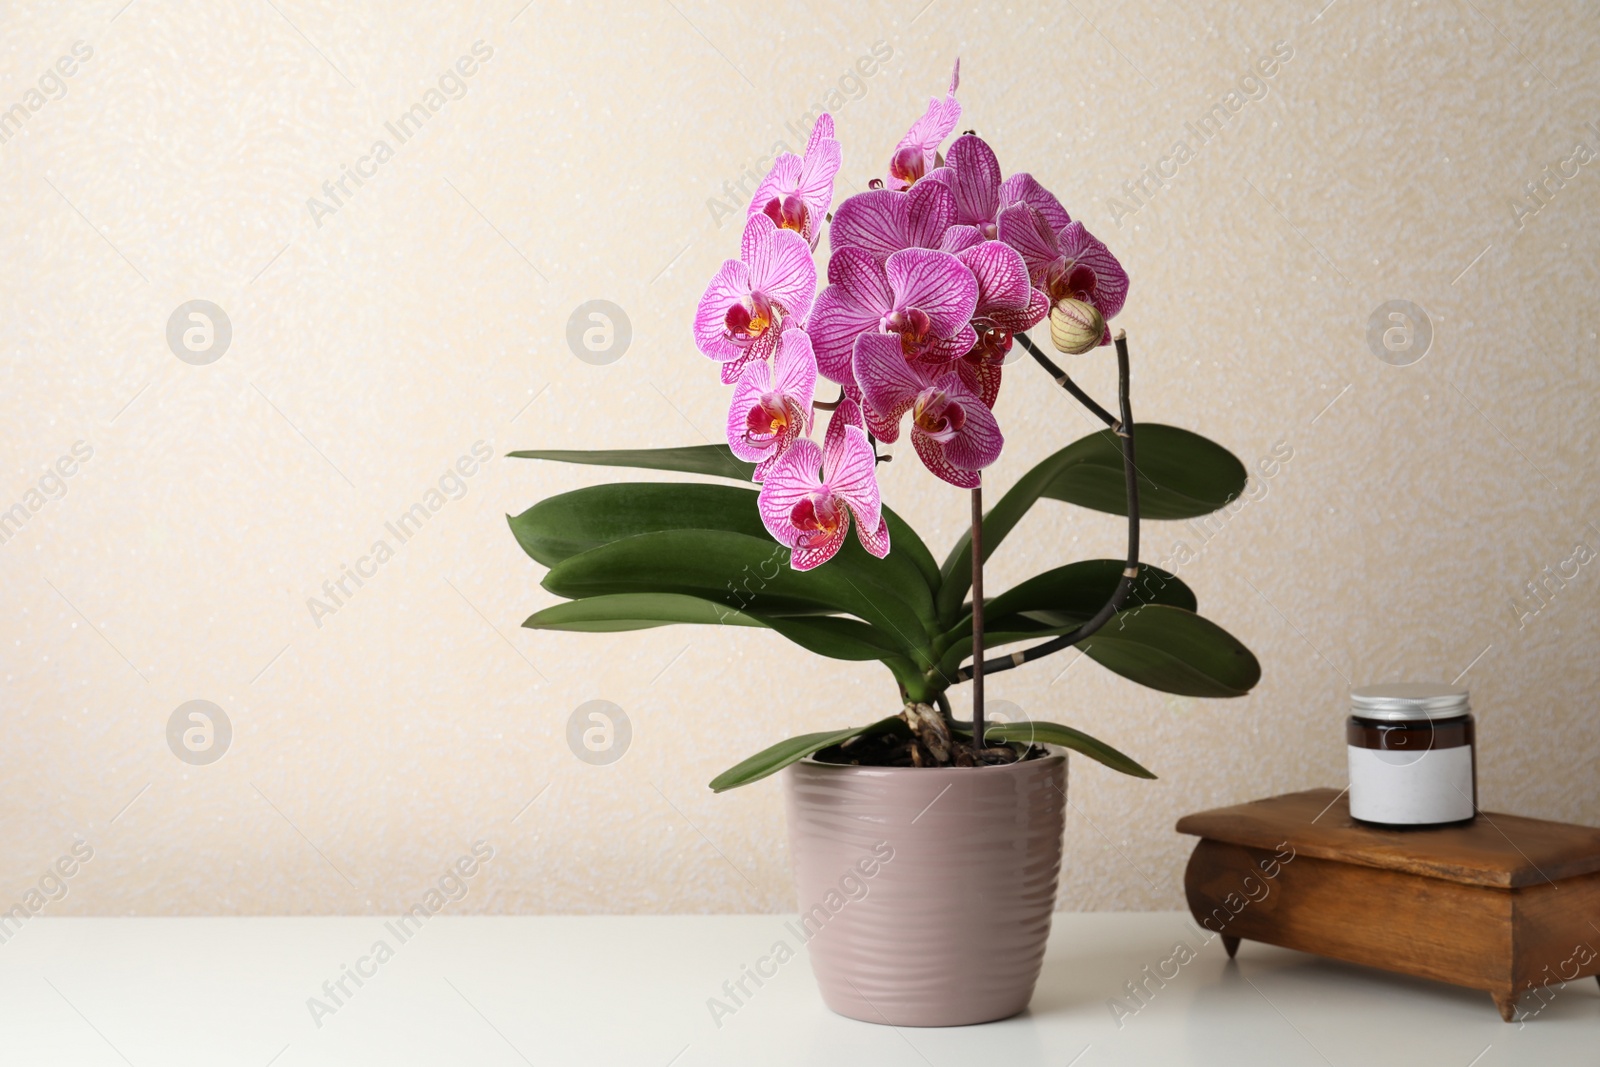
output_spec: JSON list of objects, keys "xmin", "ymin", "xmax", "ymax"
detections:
[{"xmin": 1048, "ymin": 298, "xmax": 1105, "ymax": 355}]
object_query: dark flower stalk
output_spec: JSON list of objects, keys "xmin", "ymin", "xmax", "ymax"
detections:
[
  {"xmin": 957, "ymin": 330, "xmax": 1140, "ymax": 686},
  {"xmin": 969, "ymin": 483, "xmax": 987, "ymax": 749}
]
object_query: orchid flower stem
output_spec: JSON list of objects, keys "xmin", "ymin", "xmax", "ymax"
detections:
[
  {"xmin": 970, "ymin": 482, "xmax": 986, "ymax": 749},
  {"xmin": 1014, "ymin": 332, "xmax": 1118, "ymax": 428},
  {"xmin": 955, "ymin": 331, "xmax": 1141, "ymax": 684},
  {"xmin": 813, "ymin": 389, "xmax": 845, "ymax": 412},
  {"xmin": 865, "ymin": 430, "xmax": 891, "ymax": 465}
]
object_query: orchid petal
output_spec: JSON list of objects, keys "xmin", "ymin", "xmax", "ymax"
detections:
[
  {"xmin": 912, "ymin": 431, "xmax": 980, "ymax": 488},
  {"xmin": 854, "ymin": 513, "xmax": 891, "ymax": 558},
  {"xmin": 748, "ymin": 154, "xmax": 803, "ymax": 221},
  {"xmin": 773, "ymin": 328, "xmax": 819, "ymax": 432},
  {"xmin": 999, "ymin": 173, "xmax": 1071, "ymax": 233},
  {"xmin": 958, "ymin": 240, "xmax": 1032, "ymax": 316},
  {"xmin": 824, "ymin": 425, "xmax": 882, "ymax": 534},
  {"xmin": 987, "ymin": 288, "xmax": 1050, "ymax": 333},
  {"xmin": 750, "ymin": 227, "xmax": 817, "ymax": 319},
  {"xmin": 809, "ymin": 290, "xmax": 881, "ymax": 385},
  {"xmin": 797, "ymin": 142, "xmax": 842, "ymax": 226},
  {"xmin": 741, "ymin": 212, "xmax": 776, "ymax": 264},
  {"xmin": 938, "ymin": 224, "xmax": 984, "ymax": 255},
  {"xmin": 785, "ymin": 400, "xmax": 809, "ymax": 447},
  {"xmin": 693, "ymin": 258, "xmax": 753, "ymax": 362},
  {"xmin": 885, "ymin": 248, "xmax": 977, "ymax": 338},
  {"xmin": 861, "ymin": 399, "xmax": 901, "ymax": 442},
  {"xmin": 887, "ymin": 74, "xmax": 962, "ymax": 192},
  {"xmin": 853, "ymin": 333, "xmax": 928, "ymax": 442},
  {"xmin": 905, "ymin": 179, "xmax": 956, "ymax": 249},
  {"xmin": 996, "ymin": 203, "xmax": 1058, "ymax": 283},
  {"xmin": 1059, "ymin": 222, "xmax": 1129, "ymax": 320},
  {"xmin": 808, "ymin": 247, "xmax": 894, "ymax": 382},
  {"xmin": 823, "ymin": 395, "xmax": 864, "ymax": 455},
  {"xmin": 726, "ymin": 359, "xmax": 775, "ymax": 463},
  {"xmin": 826, "ymin": 245, "xmax": 893, "ymax": 308},
  {"xmin": 946, "ymin": 134, "xmax": 1002, "ymax": 227},
  {"xmin": 790, "ymin": 515, "xmax": 849, "ymax": 571},
  {"xmin": 718, "ymin": 327, "xmax": 778, "ymax": 384},
  {"xmin": 956, "ymin": 358, "xmax": 1003, "ymax": 409},
  {"xmin": 938, "ymin": 381, "xmax": 1004, "ymax": 471},
  {"xmin": 757, "ymin": 438, "xmax": 823, "ymax": 546},
  {"xmin": 829, "ymin": 190, "xmax": 911, "ymax": 262},
  {"xmin": 805, "ymin": 112, "xmax": 835, "ymax": 157},
  {"xmin": 919, "ymin": 324, "xmax": 979, "ymax": 364},
  {"xmin": 838, "ymin": 386, "xmax": 897, "ymax": 442},
  {"xmin": 752, "ymin": 450, "xmax": 784, "ymax": 483}
]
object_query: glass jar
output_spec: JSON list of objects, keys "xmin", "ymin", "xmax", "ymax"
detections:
[{"xmin": 1346, "ymin": 683, "xmax": 1476, "ymax": 828}]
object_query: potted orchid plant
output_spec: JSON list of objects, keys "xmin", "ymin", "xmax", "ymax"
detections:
[{"xmin": 509, "ymin": 65, "xmax": 1259, "ymax": 1026}]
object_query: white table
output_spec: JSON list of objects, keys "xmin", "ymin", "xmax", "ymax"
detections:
[{"xmin": 0, "ymin": 913, "xmax": 1592, "ymax": 1065}]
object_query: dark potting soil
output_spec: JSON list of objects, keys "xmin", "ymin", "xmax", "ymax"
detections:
[{"xmin": 812, "ymin": 730, "xmax": 1048, "ymax": 769}]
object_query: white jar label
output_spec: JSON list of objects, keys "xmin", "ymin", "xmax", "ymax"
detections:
[{"xmin": 1347, "ymin": 744, "xmax": 1474, "ymax": 824}]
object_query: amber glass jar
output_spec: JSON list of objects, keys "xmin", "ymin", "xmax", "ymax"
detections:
[{"xmin": 1346, "ymin": 683, "xmax": 1476, "ymax": 828}]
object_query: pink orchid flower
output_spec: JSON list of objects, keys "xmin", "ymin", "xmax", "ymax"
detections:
[
  {"xmin": 748, "ymin": 114, "xmax": 842, "ymax": 249},
  {"xmin": 853, "ymin": 333, "xmax": 1004, "ymax": 489},
  {"xmin": 998, "ymin": 212, "xmax": 1129, "ymax": 345},
  {"xmin": 940, "ymin": 132, "xmax": 1078, "ymax": 257},
  {"xmin": 886, "ymin": 60, "xmax": 961, "ymax": 191},
  {"xmin": 944, "ymin": 134, "xmax": 1005, "ymax": 232},
  {"xmin": 999, "ymin": 172, "xmax": 1071, "ymax": 233},
  {"xmin": 826, "ymin": 392, "xmax": 867, "ymax": 436},
  {"xmin": 954, "ymin": 240, "xmax": 1048, "ymax": 407},
  {"xmin": 726, "ymin": 328, "xmax": 818, "ymax": 480},
  {"xmin": 757, "ymin": 421, "xmax": 888, "ymax": 571},
  {"xmin": 826, "ymin": 178, "xmax": 956, "ymax": 264},
  {"xmin": 808, "ymin": 246, "xmax": 978, "ymax": 386},
  {"xmin": 695, "ymin": 213, "xmax": 818, "ymax": 384}
]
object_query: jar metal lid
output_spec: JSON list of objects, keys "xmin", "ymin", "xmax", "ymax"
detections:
[{"xmin": 1349, "ymin": 683, "xmax": 1470, "ymax": 721}]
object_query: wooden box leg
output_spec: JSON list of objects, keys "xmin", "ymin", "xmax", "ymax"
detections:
[
  {"xmin": 1222, "ymin": 935, "xmax": 1240, "ymax": 959},
  {"xmin": 1492, "ymin": 990, "xmax": 1518, "ymax": 1023}
]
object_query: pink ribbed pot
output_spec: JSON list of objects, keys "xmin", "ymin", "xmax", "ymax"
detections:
[{"xmin": 782, "ymin": 751, "xmax": 1067, "ymax": 1027}]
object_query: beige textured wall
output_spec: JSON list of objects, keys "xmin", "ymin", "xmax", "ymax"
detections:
[{"xmin": 2, "ymin": 0, "xmax": 1596, "ymax": 918}]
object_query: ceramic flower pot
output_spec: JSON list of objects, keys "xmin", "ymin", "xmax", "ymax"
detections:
[{"xmin": 782, "ymin": 750, "xmax": 1068, "ymax": 1026}]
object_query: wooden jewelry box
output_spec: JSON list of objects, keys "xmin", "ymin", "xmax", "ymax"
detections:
[{"xmin": 1176, "ymin": 789, "xmax": 1600, "ymax": 1021}]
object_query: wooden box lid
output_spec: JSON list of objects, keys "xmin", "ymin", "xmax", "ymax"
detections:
[{"xmin": 1175, "ymin": 788, "xmax": 1600, "ymax": 889}]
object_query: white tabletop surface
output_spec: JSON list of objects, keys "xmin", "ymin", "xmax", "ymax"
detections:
[{"xmin": 0, "ymin": 912, "xmax": 1592, "ymax": 1065}]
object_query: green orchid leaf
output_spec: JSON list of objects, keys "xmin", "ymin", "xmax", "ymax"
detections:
[
  {"xmin": 508, "ymin": 483, "xmax": 764, "ymax": 567},
  {"xmin": 934, "ymin": 616, "xmax": 1084, "ymax": 682},
  {"xmin": 709, "ymin": 716, "xmax": 909, "ymax": 792},
  {"xmin": 1042, "ymin": 424, "xmax": 1247, "ymax": 520},
  {"xmin": 881, "ymin": 506, "xmax": 941, "ymax": 591},
  {"xmin": 508, "ymin": 444, "xmax": 755, "ymax": 481},
  {"xmin": 522, "ymin": 592, "xmax": 764, "ymax": 632},
  {"xmin": 1076, "ymin": 604, "xmax": 1260, "ymax": 697},
  {"xmin": 522, "ymin": 594, "xmax": 922, "ymax": 699},
  {"xmin": 754, "ymin": 614, "xmax": 908, "ymax": 662},
  {"xmin": 936, "ymin": 433, "xmax": 1109, "ymax": 624},
  {"xmin": 511, "ymin": 483, "xmax": 937, "ymax": 628},
  {"xmin": 953, "ymin": 719, "xmax": 1156, "ymax": 779},
  {"xmin": 928, "ymin": 559, "xmax": 1190, "ymax": 675},
  {"xmin": 948, "ymin": 561, "xmax": 1194, "ymax": 643},
  {"xmin": 508, "ymin": 439, "xmax": 940, "ymax": 594},
  {"xmin": 938, "ymin": 601, "xmax": 1258, "ymax": 698},
  {"xmin": 936, "ymin": 424, "xmax": 1246, "ymax": 625},
  {"xmin": 542, "ymin": 529, "xmax": 932, "ymax": 654}
]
